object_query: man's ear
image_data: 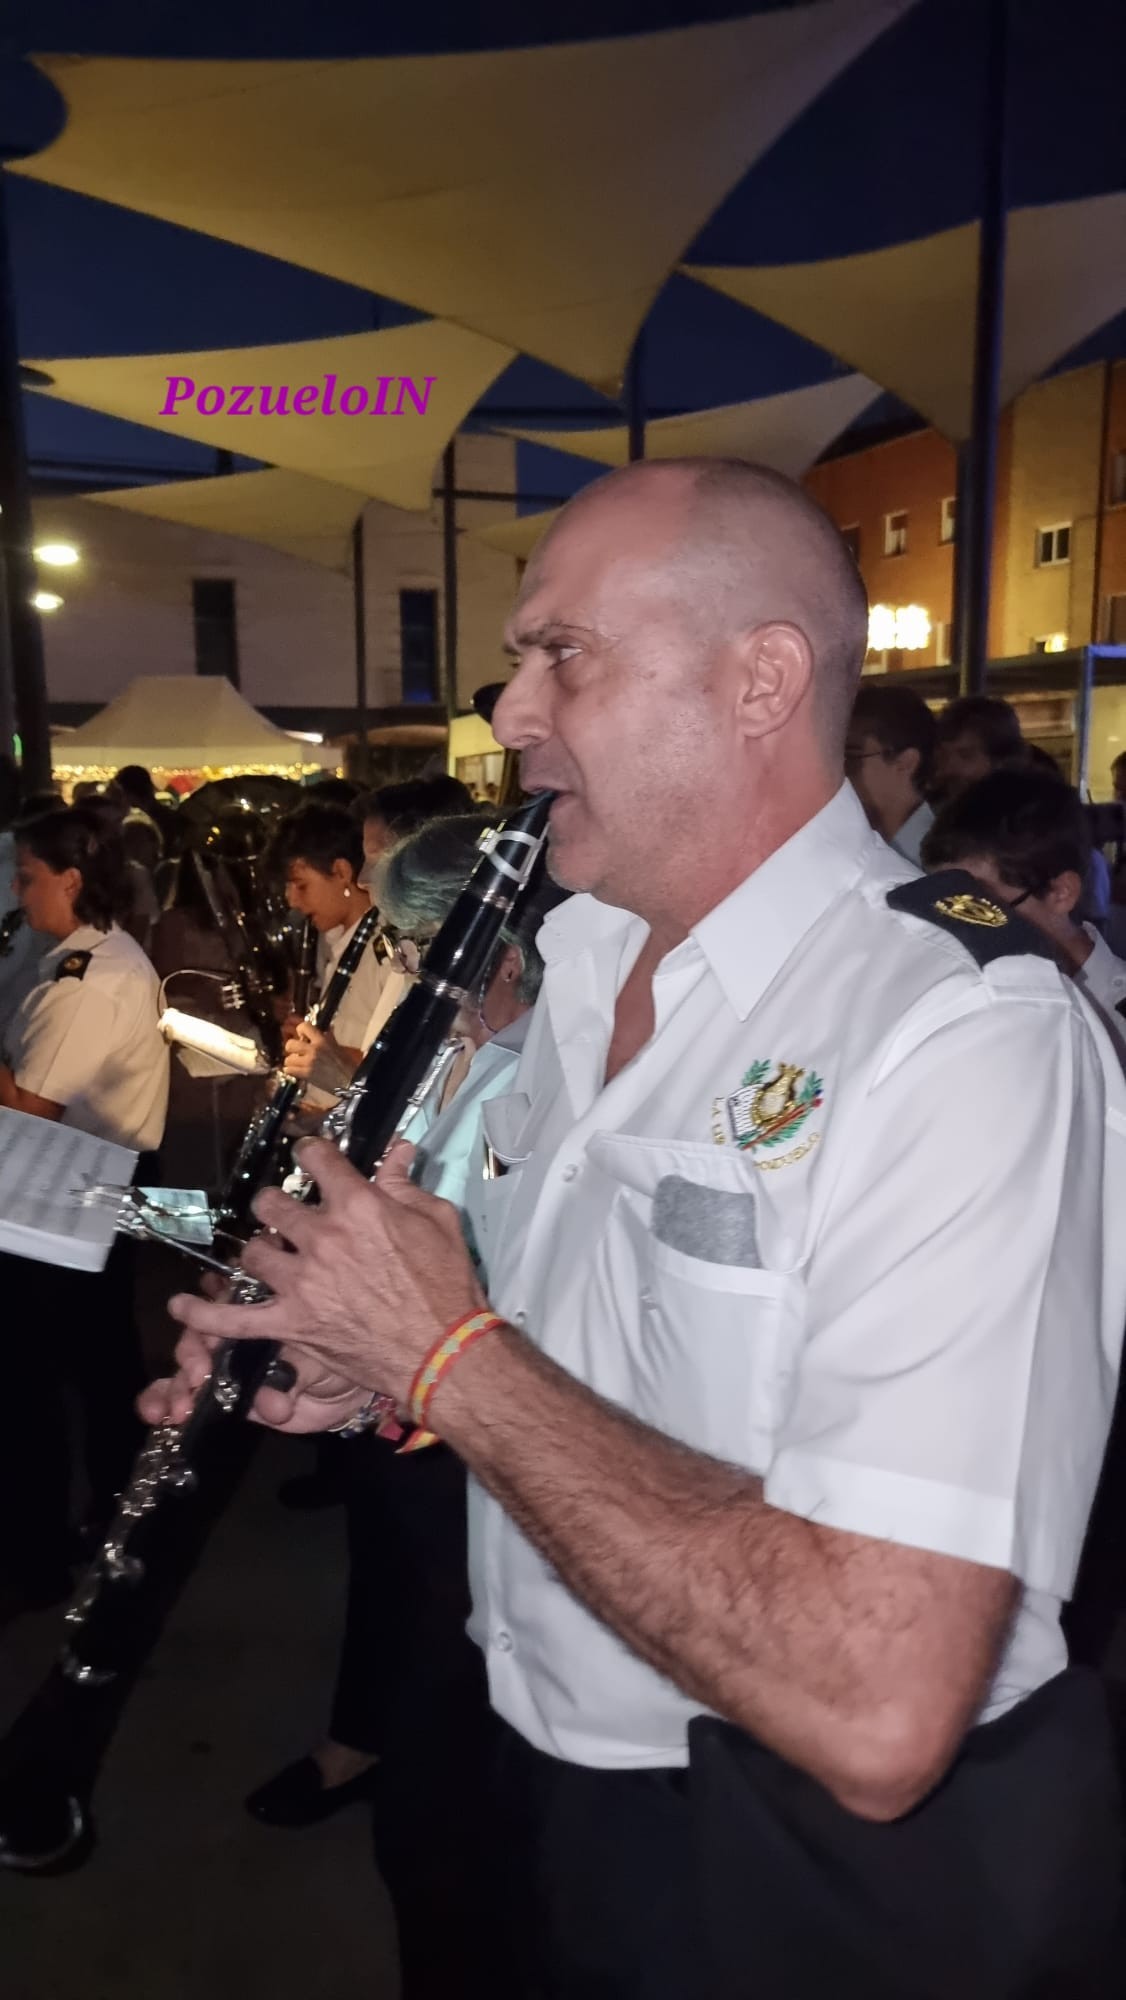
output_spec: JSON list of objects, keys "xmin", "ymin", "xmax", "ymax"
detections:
[
  {"xmin": 895, "ymin": 746, "xmax": 922, "ymax": 784},
  {"xmin": 1044, "ymin": 869, "xmax": 1082, "ymax": 918},
  {"xmin": 734, "ymin": 623, "xmax": 814, "ymax": 741}
]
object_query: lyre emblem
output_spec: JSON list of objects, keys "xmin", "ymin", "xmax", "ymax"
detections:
[{"xmin": 933, "ymin": 893, "xmax": 1008, "ymax": 929}]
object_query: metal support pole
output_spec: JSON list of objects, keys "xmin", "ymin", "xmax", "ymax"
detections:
[
  {"xmin": 442, "ymin": 440, "xmax": 459, "ymax": 723},
  {"xmin": 351, "ymin": 511, "xmax": 368, "ymax": 774},
  {"xmin": 1075, "ymin": 647, "xmax": 1094, "ymax": 798},
  {"xmin": 954, "ymin": 0, "xmax": 1010, "ymax": 696},
  {"xmin": 1090, "ymin": 359, "xmax": 1112, "ymax": 643},
  {"xmin": 624, "ymin": 330, "xmax": 646, "ymax": 464},
  {"xmin": 0, "ymin": 166, "xmax": 50, "ymax": 783}
]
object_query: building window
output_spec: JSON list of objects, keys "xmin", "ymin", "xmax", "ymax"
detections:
[
  {"xmin": 935, "ymin": 620, "xmax": 952, "ymax": 666},
  {"xmin": 1031, "ymin": 633, "xmax": 1069, "ymax": 654},
  {"xmin": 883, "ymin": 510, "xmax": 908, "ymax": 557},
  {"xmin": 1035, "ymin": 523, "xmax": 1071, "ymax": 567},
  {"xmin": 939, "ymin": 496, "xmax": 957, "ymax": 544},
  {"xmin": 1104, "ymin": 595, "xmax": 1126, "ymax": 645},
  {"xmin": 400, "ymin": 588, "xmax": 440, "ymax": 703},
  {"xmin": 841, "ymin": 523, "xmax": 861, "ymax": 564},
  {"xmin": 192, "ymin": 578, "xmax": 239, "ymax": 686},
  {"xmin": 1110, "ymin": 452, "xmax": 1126, "ymax": 508}
]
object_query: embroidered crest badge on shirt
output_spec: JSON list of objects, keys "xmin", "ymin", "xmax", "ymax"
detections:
[
  {"xmin": 711, "ymin": 1060, "xmax": 824, "ymax": 1170},
  {"xmin": 933, "ymin": 892, "xmax": 1007, "ymax": 928}
]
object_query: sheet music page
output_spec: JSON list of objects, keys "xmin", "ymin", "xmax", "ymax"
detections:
[{"xmin": 0, "ymin": 1108, "xmax": 137, "ymax": 1272}]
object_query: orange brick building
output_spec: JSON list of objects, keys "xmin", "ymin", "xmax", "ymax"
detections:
[{"xmin": 803, "ymin": 359, "xmax": 1126, "ymax": 788}]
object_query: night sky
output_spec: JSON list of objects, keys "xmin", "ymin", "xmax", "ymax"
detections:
[{"xmin": 2, "ymin": 0, "xmax": 1124, "ymax": 510}]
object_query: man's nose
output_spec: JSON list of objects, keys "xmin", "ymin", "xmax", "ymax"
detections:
[{"xmin": 492, "ymin": 662, "xmax": 550, "ymax": 750}]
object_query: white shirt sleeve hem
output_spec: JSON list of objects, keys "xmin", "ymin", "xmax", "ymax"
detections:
[{"xmin": 764, "ymin": 1448, "xmax": 1016, "ymax": 1573}]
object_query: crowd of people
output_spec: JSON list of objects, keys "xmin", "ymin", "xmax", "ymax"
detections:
[{"xmin": 1, "ymin": 456, "xmax": 1126, "ymax": 1995}]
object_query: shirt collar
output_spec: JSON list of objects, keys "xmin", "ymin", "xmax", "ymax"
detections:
[
  {"xmin": 692, "ymin": 783, "xmax": 875, "ymax": 1020},
  {"xmin": 535, "ymin": 783, "xmax": 876, "ymax": 1022},
  {"xmin": 43, "ymin": 923, "xmax": 109, "ymax": 961}
]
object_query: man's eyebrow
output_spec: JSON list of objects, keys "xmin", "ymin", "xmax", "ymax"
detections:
[{"xmin": 502, "ymin": 620, "xmax": 589, "ymax": 657}]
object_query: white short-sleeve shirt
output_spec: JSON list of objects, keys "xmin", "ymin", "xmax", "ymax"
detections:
[
  {"xmin": 465, "ymin": 784, "xmax": 1126, "ymax": 1771},
  {"xmin": 1075, "ymin": 925, "xmax": 1126, "ymax": 1063},
  {"xmin": 315, "ymin": 912, "xmax": 389, "ymax": 1055},
  {"xmin": 3, "ymin": 923, "xmax": 170, "ymax": 1153}
]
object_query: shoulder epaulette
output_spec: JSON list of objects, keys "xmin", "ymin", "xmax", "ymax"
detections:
[
  {"xmin": 886, "ymin": 869, "xmax": 1057, "ymax": 968},
  {"xmin": 55, "ymin": 949, "xmax": 92, "ymax": 982}
]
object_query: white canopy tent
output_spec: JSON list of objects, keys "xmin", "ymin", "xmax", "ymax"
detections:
[{"xmin": 52, "ymin": 675, "xmax": 338, "ymax": 792}]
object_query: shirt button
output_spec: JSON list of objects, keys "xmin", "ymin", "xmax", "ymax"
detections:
[
  {"xmin": 561, "ymin": 1164, "xmax": 578, "ymax": 1183},
  {"xmin": 514, "ymin": 1309, "xmax": 527, "ymax": 1327},
  {"xmin": 494, "ymin": 1630, "xmax": 514, "ymax": 1654}
]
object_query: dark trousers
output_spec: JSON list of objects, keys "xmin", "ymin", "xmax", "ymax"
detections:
[
  {"xmin": 327, "ymin": 1439, "xmax": 488, "ymax": 2000},
  {"xmin": 0, "ymin": 1237, "xmax": 144, "ymax": 1588},
  {"xmin": 329, "ymin": 1434, "xmax": 476, "ymax": 1756},
  {"xmin": 478, "ymin": 1669, "xmax": 1123, "ymax": 2000}
]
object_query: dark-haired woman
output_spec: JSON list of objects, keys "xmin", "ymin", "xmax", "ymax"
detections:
[
  {"xmin": 0, "ymin": 806, "xmax": 169, "ymax": 1614},
  {"xmin": 268, "ymin": 803, "xmax": 388, "ymax": 1097}
]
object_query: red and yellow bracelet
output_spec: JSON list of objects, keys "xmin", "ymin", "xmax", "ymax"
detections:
[{"xmin": 407, "ymin": 1309, "xmax": 504, "ymax": 1436}]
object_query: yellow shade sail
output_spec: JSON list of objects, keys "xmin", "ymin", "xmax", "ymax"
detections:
[
  {"xmin": 82, "ymin": 468, "xmax": 363, "ymax": 572},
  {"xmin": 26, "ymin": 323, "xmax": 513, "ymax": 511},
  {"xmin": 16, "ymin": 4, "xmax": 915, "ymax": 392},
  {"xmin": 477, "ymin": 374, "xmax": 881, "ymax": 556},
  {"xmin": 499, "ymin": 373, "xmax": 879, "ymax": 470},
  {"xmin": 475, "ymin": 509, "xmax": 559, "ymax": 561},
  {"xmin": 686, "ymin": 193, "xmax": 1126, "ymax": 442}
]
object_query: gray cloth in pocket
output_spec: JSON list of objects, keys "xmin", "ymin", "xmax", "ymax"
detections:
[{"xmin": 651, "ymin": 1174, "xmax": 761, "ymax": 1268}]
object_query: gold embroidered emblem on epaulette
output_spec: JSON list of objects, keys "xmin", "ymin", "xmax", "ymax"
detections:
[
  {"xmin": 933, "ymin": 893, "xmax": 1008, "ymax": 928},
  {"xmin": 712, "ymin": 1060, "xmax": 823, "ymax": 1169}
]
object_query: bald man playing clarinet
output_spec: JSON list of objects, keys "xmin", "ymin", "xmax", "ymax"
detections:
[{"xmin": 149, "ymin": 460, "xmax": 1126, "ymax": 1999}]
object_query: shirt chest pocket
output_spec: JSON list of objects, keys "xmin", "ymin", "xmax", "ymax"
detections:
[
  {"xmin": 589, "ymin": 1135, "xmax": 807, "ymax": 1473},
  {"xmin": 469, "ymin": 1092, "xmax": 536, "ymax": 1289}
]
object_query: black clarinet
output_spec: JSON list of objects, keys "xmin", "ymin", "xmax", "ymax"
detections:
[
  {"xmin": 290, "ymin": 914, "xmax": 318, "ymax": 1019},
  {"xmin": 214, "ymin": 905, "xmax": 382, "ymax": 1245},
  {"xmin": 0, "ymin": 792, "xmax": 552, "ymax": 1874}
]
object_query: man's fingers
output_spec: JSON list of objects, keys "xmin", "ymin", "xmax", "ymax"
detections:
[
  {"xmin": 137, "ymin": 1377, "xmax": 175, "ymax": 1425},
  {"xmin": 239, "ymin": 1230, "xmax": 305, "ymax": 1291},
  {"xmin": 173, "ymin": 1325, "xmax": 220, "ymax": 1385},
  {"xmin": 375, "ymin": 1139, "xmax": 418, "ymax": 1196},
  {"xmin": 251, "ymin": 1186, "xmax": 325, "ymax": 1247},
  {"xmin": 169, "ymin": 1289, "xmax": 288, "ymax": 1346},
  {"xmin": 290, "ymin": 1136, "xmax": 372, "ymax": 1207}
]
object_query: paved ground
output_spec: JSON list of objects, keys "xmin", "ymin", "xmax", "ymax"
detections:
[
  {"xmin": 0, "ymin": 1075, "xmax": 400, "ymax": 2000},
  {"xmin": 0, "ymin": 1430, "xmax": 398, "ymax": 2000}
]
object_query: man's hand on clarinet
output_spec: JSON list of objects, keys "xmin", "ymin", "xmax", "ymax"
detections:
[{"xmin": 138, "ymin": 1139, "xmax": 487, "ymax": 1435}]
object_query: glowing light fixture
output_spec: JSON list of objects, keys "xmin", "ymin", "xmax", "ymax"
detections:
[
  {"xmin": 868, "ymin": 603, "xmax": 932, "ymax": 653},
  {"xmin": 34, "ymin": 542, "xmax": 79, "ymax": 568},
  {"xmin": 1042, "ymin": 632, "xmax": 1068, "ymax": 654},
  {"xmin": 32, "ymin": 590, "xmax": 63, "ymax": 613}
]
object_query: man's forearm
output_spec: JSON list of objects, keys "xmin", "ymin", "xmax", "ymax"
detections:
[{"xmin": 434, "ymin": 1325, "xmax": 1011, "ymax": 1817}]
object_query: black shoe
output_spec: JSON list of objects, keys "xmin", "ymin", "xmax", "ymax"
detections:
[
  {"xmin": 276, "ymin": 1474, "xmax": 345, "ymax": 1511},
  {"xmin": 0, "ymin": 1781, "xmax": 96, "ymax": 1876},
  {"xmin": 245, "ymin": 1756, "xmax": 378, "ymax": 1828}
]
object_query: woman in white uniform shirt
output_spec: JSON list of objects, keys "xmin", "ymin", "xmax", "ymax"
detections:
[
  {"xmin": 1, "ymin": 805, "xmax": 168, "ymax": 1147},
  {"xmin": 0, "ymin": 804, "xmax": 169, "ymax": 1615}
]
